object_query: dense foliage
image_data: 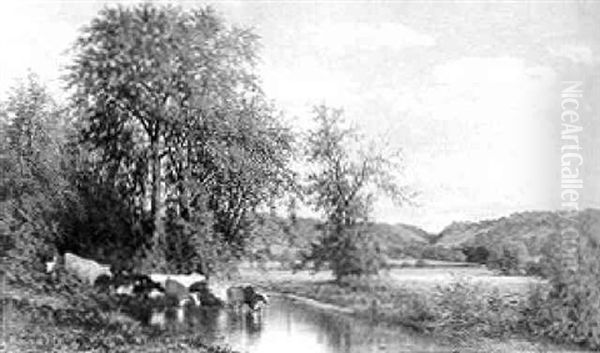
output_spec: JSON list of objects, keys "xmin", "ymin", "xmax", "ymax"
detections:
[
  {"xmin": 2, "ymin": 3, "xmax": 296, "ymax": 290},
  {"xmin": 1, "ymin": 74, "xmax": 74, "ymax": 284},
  {"xmin": 524, "ymin": 209, "xmax": 600, "ymax": 348},
  {"xmin": 64, "ymin": 4, "xmax": 294, "ymax": 272}
]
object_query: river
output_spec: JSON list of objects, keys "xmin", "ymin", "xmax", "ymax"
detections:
[{"xmin": 147, "ymin": 294, "xmax": 449, "ymax": 353}]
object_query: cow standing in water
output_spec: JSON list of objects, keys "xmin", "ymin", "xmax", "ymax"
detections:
[
  {"xmin": 226, "ymin": 285, "xmax": 268, "ymax": 313},
  {"xmin": 164, "ymin": 278, "xmax": 201, "ymax": 307}
]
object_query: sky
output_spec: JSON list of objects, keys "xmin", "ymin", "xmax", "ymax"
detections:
[{"xmin": 1, "ymin": 1, "xmax": 599, "ymax": 232}]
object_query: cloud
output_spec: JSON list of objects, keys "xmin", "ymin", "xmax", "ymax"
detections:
[
  {"xmin": 547, "ymin": 44, "xmax": 595, "ymax": 65},
  {"xmin": 260, "ymin": 56, "xmax": 361, "ymax": 128},
  {"xmin": 388, "ymin": 57, "xmax": 559, "ymax": 231},
  {"xmin": 309, "ymin": 22, "xmax": 435, "ymax": 52},
  {"xmin": 0, "ymin": 3, "xmax": 77, "ymax": 99},
  {"xmin": 431, "ymin": 57, "xmax": 557, "ymax": 96},
  {"xmin": 433, "ymin": 57, "xmax": 526, "ymax": 85}
]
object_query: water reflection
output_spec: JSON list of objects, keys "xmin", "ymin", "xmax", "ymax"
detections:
[{"xmin": 148, "ymin": 295, "xmax": 446, "ymax": 353}]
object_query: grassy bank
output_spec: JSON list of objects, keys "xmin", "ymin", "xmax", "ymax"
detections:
[
  {"xmin": 241, "ymin": 268, "xmax": 591, "ymax": 352},
  {"xmin": 248, "ymin": 271, "xmax": 534, "ymax": 336}
]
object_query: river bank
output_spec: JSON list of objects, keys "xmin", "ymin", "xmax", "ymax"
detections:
[
  {"xmin": 240, "ymin": 268, "xmax": 592, "ymax": 353},
  {"xmin": 2, "ymin": 267, "xmax": 593, "ymax": 353},
  {"xmin": 0, "ymin": 272, "xmax": 235, "ymax": 353}
]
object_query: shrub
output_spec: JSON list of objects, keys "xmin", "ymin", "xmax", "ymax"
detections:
[
  {"xmin": 2, "ymin": 200, "xmax": 59, "ymax": 290},
  {"xmin": 523, "ymin": 260, "xmax": 545, "ymax": 277},
  {"xmin": 414, "ymin": 259, "xmax": 427, "ymax": 268},
  {"xmin": 301, "ymin": 224, "xmax": 386, "ymax": 280},
  {"xmin": 525, "ymin": 211, "xmax": 600, "ymax": 349},
  {"xmin": 427, "ymin": 278, "xmax": 527, "ymax": 339},
  {"xmin": 421, "ymin": 245, "xmax": 466, "ymax": 262},
  {"xmin": 462, "ymin": 246, "xmax": 490, "ymax": 264},
  {"xmin": 486, "ymin": 242, "xmax": 528, "ymax": 275}
]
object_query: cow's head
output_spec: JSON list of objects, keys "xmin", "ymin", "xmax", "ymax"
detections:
[
  {"xmin": 256, "ymin": 293, "xmax": 268, "ymax": 304},
  {"xmin": 45, "ymin": 255, "xmax": 58, "ymax": 273},
  {"xmin": 189, "ymin": 292, "xmax": 201, "ymax": 307},
  {"xmin": 250, "ymin": 293, "xmax": 268, "ymax": 310},
  {"xmin": 179, "ymin": 293, "xmax": 201, "ymax": 307}
]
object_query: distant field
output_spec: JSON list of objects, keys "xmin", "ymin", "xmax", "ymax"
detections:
[
  {"xmin": 384, "ymin": 267, "xmax": 543, "ymax": 294},
  {"xmin": 240, "ymin": 265, "xmax": 544, "ymax": 295},
  {"xmin": 239, "ymin": 258, "xmax": 481, "ymax": 270},
  {"xmin": 386, "ymin": 258, "xmax": 479, "ymax": 268}
]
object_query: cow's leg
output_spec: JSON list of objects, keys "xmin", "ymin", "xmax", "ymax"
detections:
[{"xmin": 232, "ymin": 301, "xmax": 243, "ymax": 314}]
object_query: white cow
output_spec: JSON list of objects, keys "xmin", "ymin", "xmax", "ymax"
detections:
[
  {"xmin": 207, "ymin": 282, "xmax": 229, "ymax": 303},
  {"xmin": 149, "ymin": 273, "xmax": 206, "ymax": 289},
  {"xmin": 147, "ymin": 288, "xmax": 165, "ymax": 299},
  {"xmin": 115, "ymin": 283, "xmax": 134, "ymax": 296},
  {"xmin": 64, "ymin": 252, "xmax": 112, "ymax": 286},
  {"xmin": 149, "ymin": 310, "xmax": 166, "ymax": 327}
]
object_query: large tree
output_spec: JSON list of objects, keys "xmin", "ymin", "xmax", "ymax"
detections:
[
  {"xmin": 67, "ymin": 4, "xmax": 293, "ymax": 269},
  {"xmin": 302, "ymin": 105, "xmax": 411, "ymax": 279}
]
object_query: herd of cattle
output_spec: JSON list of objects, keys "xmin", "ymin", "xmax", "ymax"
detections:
[{"xmin": 45, "ymin": 252, "xmax": 268, "ymax": 312}]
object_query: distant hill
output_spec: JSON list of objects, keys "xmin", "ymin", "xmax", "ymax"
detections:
[
  {"xmin": 371, "ymin": 222, "xmax": 432, "ymax": 243},
  {"xmin": 434, "ymin": 208, "xmax": 600, "ymax": 258},
  {"xmin": 248, "ymin": 214, "xmax": 433, "ymax": 261},
  {"xmin": 369, "ymin": 222, "xmax": 432, "ymax": 257},
  {"xmin": 288, "ymin": 217, "xmax": 432, "ymax": 254},
  {"xmin": 249, "ymin": 209, "xmax": 600, "ymax": 269},
  {"xmin": 395, "ymin": 223, "xmax": 437, "ymax": 243}
]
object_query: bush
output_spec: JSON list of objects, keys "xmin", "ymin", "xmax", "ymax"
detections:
[
  {"xmin": 335, "ymin": 275, "xmax": 528, "ymax": 339},
  {"xmin": 414, "ymin": 259, "xmax": 427, "ymax": 268},
  {"xmin": 2, "ymin": 201, "xmax": 59, "ymax": 290},
  {"xmin": 525, "ymin": 215, "xmax": 600, "ymax": 349},
  {"xmin": 462, "ymin": 246, "xmax": 490, "ymax": 264},
  {"xmin": 429, "ymin": 278, "xmax": 527, "ymax": 339},
  {"xmin": 486, "ymin": 242, "xmax": 528, "ymax": 275},
  {"xmin": 523, "ymin": 260, "xmax": 545, "ymax": 277},
  {"xmin": 302, "ymin": 225, "xmax": 386, "ymax": 280},
  {"xmin": 421, "ymin": 245, "xmax": 466, "ymax": 262}
]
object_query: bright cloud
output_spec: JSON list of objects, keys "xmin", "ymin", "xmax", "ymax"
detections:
[
  {"xmin": 547, "ymin": 44, "xmax": 595, "ymax": 65},
  {"xmin": 0, "ymin": 3, "xmax": 78, "ymax": 99},
  {"xmin": 380, "ymin": 57, "xmax": 559, "ymax": 231},
  {"xmin": 309, "ymin": 22, "xmax": 435, "ymax": 52}
]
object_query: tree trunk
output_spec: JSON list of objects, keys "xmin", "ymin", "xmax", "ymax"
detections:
[
  {"xmin": 150, "ymin": 123, "xmax": 164, "ymax": 246},
  {"xmin": 178, "ymin": 140, "xmax": 191, "ymax": 221}
]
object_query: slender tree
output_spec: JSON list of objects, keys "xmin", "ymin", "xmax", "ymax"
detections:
[
  {"xmin": 302, "ymin": 105, "xmax": 411, "ymax": 279},
  {"xmin": 1, "ymin": 74, "xmax": 73, "ymax": 283}
]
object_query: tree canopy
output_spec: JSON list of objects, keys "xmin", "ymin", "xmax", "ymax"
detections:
[{"xmin": 66, "ymin": 4, "xmax": 294, "ymax": 272}]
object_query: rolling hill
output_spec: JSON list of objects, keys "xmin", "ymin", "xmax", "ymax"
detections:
[
  {"xmin": 249, "ymin": 208, "xmax": 600, "ymax": 267},
  {"xmin": 433, "ymin": 208, "xmax": 600, "ymax": 259}
]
